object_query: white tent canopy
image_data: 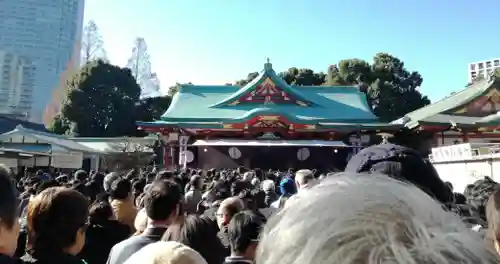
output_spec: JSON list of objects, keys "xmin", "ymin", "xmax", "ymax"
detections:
[{"xmin": 192, "ymin": 139, "xmax": 350, "ymax": 147}]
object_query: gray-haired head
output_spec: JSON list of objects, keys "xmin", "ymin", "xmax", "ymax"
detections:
[
  {"xmin": 103, "ymin": 172, "xmax": 120, "ymax": 193},
  {"xmin": 294, "ymin": 169, "xmax": 316, "ymax": 190},
  {"xmin": 261, "ymin": 180, "xmax": 275, "ymax": 192},
  {"xmin": 242, "ymin": 171, "xmax": 254, "ymax": 182},
  {"xmin": 257, "ymin": 172, "xmax": 498, "ymax": 264},
  {"xmin": 124, "ymin": 241, "xmax": 207, "ymax": 264}
]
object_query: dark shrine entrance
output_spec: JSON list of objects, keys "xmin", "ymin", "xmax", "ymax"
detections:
[
  {"xmin": 194, "ymin": 140, "xmax": 352, "ymax": 170},
  {"xmin": 250, "ymin": 147, "xmax": 291, "ymax": 170}
]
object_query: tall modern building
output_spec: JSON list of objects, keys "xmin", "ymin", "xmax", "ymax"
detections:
[
  {"xmin": 0, "ymin": 50, "xmax": 35, "ymax": 119},
  {"xmin": 0, "ymin": 0, "xmax": 85, "ymax": 123},
  {"xmin": 468, "ymin": 58, "xmax": 500, "ymax": 82}
]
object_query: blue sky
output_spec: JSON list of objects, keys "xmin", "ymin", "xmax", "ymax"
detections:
[{"xmin": 84, "ymin": 0, "xmax": 499, "ymax": 102}]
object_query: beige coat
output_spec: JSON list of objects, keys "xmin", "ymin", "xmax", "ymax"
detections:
[{"xmin": 111, "ymin": 197, "xmax": 138, "ymax": 233}]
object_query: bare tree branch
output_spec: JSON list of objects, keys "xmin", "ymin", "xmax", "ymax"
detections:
[
  {"xmin": 115, "ymin": 138, "xmax": 154, "ymax": 153},
  {"xmin": 126, "ymin": 37, "xmax": 160, "ymax": 97},
  {"xmin": 81, "ymin": 20, "xmax": 107, "ymax": 64}
]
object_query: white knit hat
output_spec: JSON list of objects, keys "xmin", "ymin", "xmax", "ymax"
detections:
[{"xmin": 124, "ymin": 241, "xmax": 207, "ymax": 264}]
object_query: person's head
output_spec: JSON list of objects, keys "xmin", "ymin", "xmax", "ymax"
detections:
[
  {"xmin": 261, "ymin": 180, "xmax": 275, "ymax": 193},
  {"xmin": 163, "ymin": 215, "xmax": 224, "ymax": 264},
  {"xmin": 73, "ymin": 170, "xmax": 88, "ymax": 183},
  {"xmin": 34, "ymin": 180, "xmax": 60, "ymax": 195},
  {"xmin": 294, "ymin": 169, "xmax": 316, "ymax": 190},
  {"xmin": 216, "ymin": 197, "xmax": 245, "ymax": 229},
  {"xmin": 71, "ymin": 182, "xmax": 87, "ymax": 196},
  {"xmin": 103, "ymin": 172, "xmax": 120, "ymax": 193},
  {"xmin": 279, "ymin": 178, "xmax": 296, "ymax": 196},
  {"xmin": 90, "ymin": 172, "xmax": 105, "ymax": 187},
  {"xmin": 109, "ymin": 178, "xmax": 132, "ymax": 200},
  {"xmin": 242, "ymin": 172, "xmax": 254, "ymax": 182},
  {"xmin": 486, "ymin": 189, "xmax": 500, "ymax": 254},
  {"xmin": 132, "ymin": 179, "xmax": 146, "ymax": 197},
  {"xmin": 27, "ymin": 187, "xmax": 89, "ymax": 256},
  {"xmin": 228, "ymin": 211, "xmax": 263, "ymax": 260},
  {"xmin": 231, "ymin": 180, "xmax": 250, "ymax": 197},
  {"xmin": 89, "ymin": 201, "xmax": 114, "ymax": 224},
  {"xmin": 134, "ymin": 208, "xmax": 148, "ymax": 235},
  {"xmin": 345, "ymin": 143, "xmax": 453, "ymax": 204},
  {"xmin": 189, "ymin": 175, "xmax": 203, "ymax": 190},
  {"xmin": 251, "ymin": 178, "xmax": 260, "ymax": 188},
  {"xmin": 123, "ymin": 241, "xmax": 207, "ymax": 264},
  {"xmin": 143, "ymin": 180, "xmax": 182, "ymax": 223},
  {"xmin": 445, "ymin": 181, "xmax": 454, "ymax": 192},
  {"xmin": 465, "ymin": 177, "xmax": 499, "ymax": 221},
  {"xmin": 156, "ymin": 170, "xmax": 174, "ymax": 181},
  {"xmin": 257, "ymin": 173, "xmax": 498, "ymax": 264},
  {"xmin": 0, "ymin": 166, "xmax": 19, "ymax": 256}
]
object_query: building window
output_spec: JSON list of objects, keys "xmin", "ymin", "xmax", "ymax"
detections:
[
  {"xmin": 495, "ymin": 60, "xmax": 499, "ymax": 66},
  {"xmin": 479, "ymin": 63, "xmax": 484, "ymax": 69},
  {"xmin": 471, "ymin": 64, "xmax": 476, "ymax": 71},
  {"xmin": 487, "ymin": 61, "xmax": 492, "ymax": 68}
]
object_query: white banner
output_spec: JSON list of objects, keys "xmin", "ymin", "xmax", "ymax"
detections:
[
  {"xmin": 178, "ymin": 136, "xmax": 190, "ymax": 168},
  {"xmin": 0, "ymin": 158, "xmax": 17, "ymax": 168},
  {"xmin": 35, "ymin": 156, "xmax": 50, "ymax": 167},
  {"xmin": 51, "ymin": 152, "xmax": 83, "ymax": 169},
  {"xmin": 431, "ymin": 143, "xmax": 472, "ymax": 162}
]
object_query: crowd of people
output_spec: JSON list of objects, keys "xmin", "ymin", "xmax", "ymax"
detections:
[{"xmin": 0, "ymin": 143, "xmax": 499, "ymax": 264}]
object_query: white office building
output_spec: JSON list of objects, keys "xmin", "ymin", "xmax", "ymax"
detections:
[
  {"xmin": 0, "ymin": 51, "xmax": 35, "ymax": 120},
  {"xmin": 0, "ymin": 0, "xmax": 85, "ymax": 123},
  {"xmin": 468, "ymin": 58, "xmax": 500, "ymax": 82}
]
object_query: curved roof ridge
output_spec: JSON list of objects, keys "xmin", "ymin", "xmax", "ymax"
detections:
[
  {"xmin": 210, "ymin": 62, "xmax": 313, "ymax": 107},
  {"xmin": 402, "ymin": 78, "xmax": 494, "ymax": 121}
]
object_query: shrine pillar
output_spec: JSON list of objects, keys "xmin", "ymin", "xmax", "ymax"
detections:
[{"xmin": 462, "ymin": 132, "xmax": 469, "ymax": 143}]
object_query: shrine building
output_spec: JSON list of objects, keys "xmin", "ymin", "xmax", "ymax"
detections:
[
  {"xmin": 394, "ymin": 75, "xmax": 500, "ymax": 147},
  {"xmin": 137, "ymin": 61, "xmax": 402, "ymax": 169}
]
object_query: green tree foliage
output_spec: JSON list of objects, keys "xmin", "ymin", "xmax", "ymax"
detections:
[
  {"xmin": 235, "ymin": 72, "xmax": 259, "ymax": 86},
  {"xmin": 49, "ymin": 59, "xmax": 173, "ymax": 137},
  {"xmin": 279, "ymin": 68, "xmax": 326, "ymax": 86},
  {"xmin": 58, "ymin": 60, "xmax": 141, "ymax": 137},
  {"xmin": 133, "ymin": 96, "xmax": 172, "ymax": 136},
  {"xmin": 48, "ymin": 115, "xmax": 71, "ymax": 135},
  {"xmin": 135, "ymin": 96, "xmax": 172, "ymax": 122},
  {"xmin": 326, "ymin": 53, "xmax": 430, "ymax": 121},
  {"xmin": 167, "ymin": 83, "xmax": 181, "ymax": 97},
  {"xmin": 234, "ymin": 69, "xmax": 326, "ymax": 86},
  {"xmin": 234, "ymin": 53, "xmax": 428, "ymax": 121}
]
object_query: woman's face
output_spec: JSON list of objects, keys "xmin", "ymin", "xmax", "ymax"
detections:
[{"xmin": 0, "ymin": 218, "xmax": 21, "ymax": 256}]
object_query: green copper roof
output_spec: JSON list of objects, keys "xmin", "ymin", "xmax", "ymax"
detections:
[
  {"xmin": 394, "ymin": 77, "xmax": 500, "ymax": 128},
  {"xmin": 157, "ymin": 62, "xmax": 379, "ymax": 125}
]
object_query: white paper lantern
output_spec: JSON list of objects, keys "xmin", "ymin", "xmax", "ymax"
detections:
[
  {"xmin": 297, "ymin": 148, "xmax": 310, "ymax": 161},
  {"xmin": 228, "ymin": 147, "xmax": 242, "ymax": 159},
  {"xmin": 183, "ymin": 150, "xmax": 194, "ymax": 163}
]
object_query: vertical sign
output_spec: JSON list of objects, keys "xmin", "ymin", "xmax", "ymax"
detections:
[{"xmin": 178, "ymin": 136, "xmax": 189, "ymax": 168}]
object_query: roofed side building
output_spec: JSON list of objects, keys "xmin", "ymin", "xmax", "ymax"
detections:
[
  {"xmin": 0, "ymin": 115, "xmax": 48, "ymax": 134},
  {"xmin": 394, "ymin": 76, "xmax": 500, "ymax": 145}
]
